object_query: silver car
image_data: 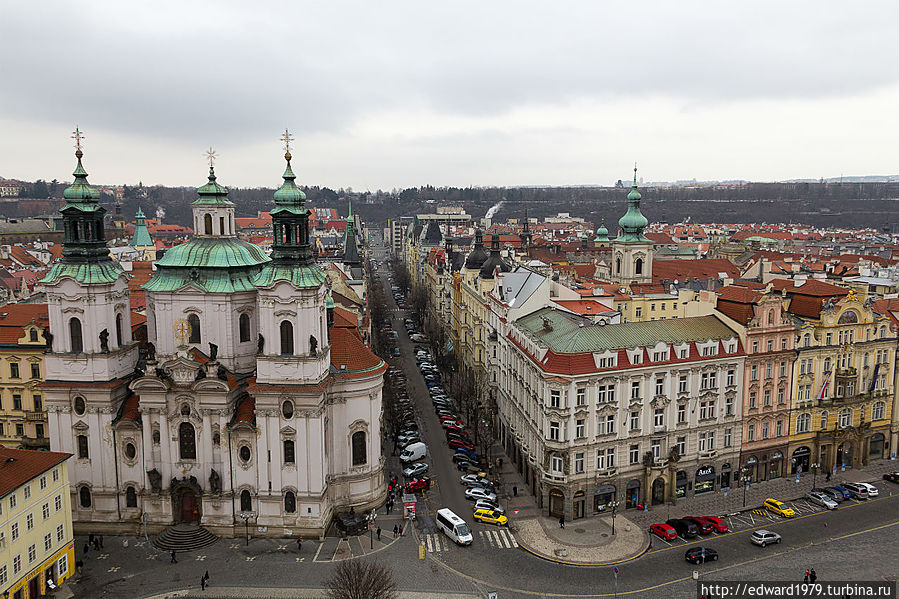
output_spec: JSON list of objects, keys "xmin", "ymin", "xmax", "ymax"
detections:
[
  {"xmin": 806, "ymin": 490, "xmax": 838, "ymax": 510},
  {"xmin": 750, "ymin": 529, "xmax": 782, "ymax": 547},
  {"xmin": 464, "ymin": 487, "xmax": 498, "ymax": 503},
  {"xmin": 857, "ymin": 482, "xmax": 879, "ymax": 498},
  {"xmin": 474, "ymin": 499, "xmax": 505, "ymax": 514}
]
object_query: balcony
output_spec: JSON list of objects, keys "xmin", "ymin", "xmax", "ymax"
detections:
[
  {"xmin": 25, "ymin": 411, "xmax": 45, "ymax": 422},
  {"xmin": 836, "ymin": 367, "xmax": 858, "ymax": 378}
]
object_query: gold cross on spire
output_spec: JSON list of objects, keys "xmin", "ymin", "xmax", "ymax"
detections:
[
  {"xmin": 72, "ymin": 127, "xmax": 84, "ymax": 153},
  {"xmin": 205, "ymin": 147, "xmax": 217, "ymax": 168},
  {"xmin": 281, "ymin": 128, "xmax": 294, "ymax": 154}
]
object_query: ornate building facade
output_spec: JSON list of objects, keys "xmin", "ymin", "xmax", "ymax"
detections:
[{"xmin": 44, "ymin": 142, "xmax": 386, "ymax": 537}]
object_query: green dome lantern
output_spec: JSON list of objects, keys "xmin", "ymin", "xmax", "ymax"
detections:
[{"xmin": 615, "ymin": 165, "xmax": 650, "ymax": 243}]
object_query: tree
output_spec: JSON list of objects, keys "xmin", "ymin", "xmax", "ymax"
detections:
[{"xmin": 326, "ymin": 559, "xmax": 397, "ymax": 599}]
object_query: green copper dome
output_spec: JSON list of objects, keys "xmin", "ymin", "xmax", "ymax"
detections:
[
  {"xmin": 615, "ymin": 167, "xmax": 649, "ymax": 243},
  {"xmin": 594, "ymin": 220, "xmax": 610, "ymax": 242},
  {"xmin": 271, "ymin": 153, "xmax": 307, "ymax": 215},
  {"xmin": 145, "ymin": 238, "xmax": 270, "ymax": 293},
  {"xmin": 192, "ymin": 167, "xmax": 234, "ymax": 206},
  {"xmin": 62, "ymin": 150, "xmax": 101, "ymax": 209}
]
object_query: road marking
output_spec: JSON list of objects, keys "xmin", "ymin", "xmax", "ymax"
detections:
[
  {"xmin": 245, "ymin": 556, "xmax": 256, "ymax": 561},
  {"xmin": 195, "ymin": 555, "xmax": 206, "ymax": 561},
  {"xmin": 134, "ymin": 541, "xmax": 145, "ymax": 547},
  {"xmin": 145, "ymin": 554, "xmax": 157, "ymax": 560},
  {"xmin": 107, "ymin": 566, "xmax": 120, "ymax": 573},
  {"xmin": 230, "ymin": 543, "xmax": 240, "ymax": 550},
  {"xmin": 295, "ymin": 557, "xmax": 305, "ymax": 562},
  {"xmin": 507, "ymin": 530, "xmax": 519, "ymax": 548},
  {"xmin": 276, "ymin": 544, "xmax": 287, "ymax": 551},
  {"xmin": 313, "ymin": 541, "xmax": 325, "ymax": 561},
  {"xmin": 96, "ymin": 554, "xmax": 109, "ymax": 560},
  {"xmin": 425, "ymin": 535, "xmax": 434, "ymax": 552}
]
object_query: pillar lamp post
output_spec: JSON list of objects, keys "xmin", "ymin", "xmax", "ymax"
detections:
[
  {"xmin": 810, "ymin": 462, "xmax": 820, "ymax": 491},
  {"xmin": 609, "ymin": 500, "xmax": 620, "ymax": 535},
  {"xmin": 238, "ymin": 512, "xmax": 255, "ymax": 546},
  {"xmin": 740, "ymin": 469, "xmax": 751, "ymax": 508}
]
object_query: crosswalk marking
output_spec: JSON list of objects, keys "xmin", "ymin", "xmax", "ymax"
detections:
[
  {"xmin": 424, "ymin": 533, "xmax": 446, "ymax": 553},
  {"xmin": 477, "ymin": 529, "xmax": 517, "ymax": 549}
]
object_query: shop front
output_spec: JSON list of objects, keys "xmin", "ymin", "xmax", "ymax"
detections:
[
  {"xmin": 719, "ymin": 463, "xmax": 732, "ymax": 488},
  {"xmin": 625, "ymin": 479, "xmax": 641, "ymax": 509},
  {"xmin": 694, "ymin": 465, "xmax": 715, "ymax": 495},
  {"xmin": 675, "ymin": 470, "xmax": 687, "ymax": 499},
  {"xmin": 573, "ymin": 490, "xmax": 586, "ymax": 519},
  {"xmin": 744, "ymin": 455, "xmax": 759, "ymax": 482},
  {"xmin": 548, "ymin": 488, "xmax": 564, "ymax": 518},
  {"xmin": 594, "ymin": 484, "xmax": 616, "ymax": 512},
  {"xmin": 791, "ymin": 446, "xmax": 810, "ymax": 474},
  {"xmin": 769, "ymin": 451, "xmax": 784, "ymax": 479},
  {"xmin": 869, "ymin": 433, "xmax": 885, "ymax": 460}
]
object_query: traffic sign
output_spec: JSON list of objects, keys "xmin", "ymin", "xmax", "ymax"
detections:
[
  {"xmin": 488, "ymin": 593, "xmax": 498, "ymax": 599},
  {"xmin": 613, "ymin": 567, "xmax": 619, "ymax": 576}
]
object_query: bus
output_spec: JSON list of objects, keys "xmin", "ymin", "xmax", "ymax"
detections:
[{"xmin": 435, "ymin": 508, "xmax": 472, "ymax": 545}]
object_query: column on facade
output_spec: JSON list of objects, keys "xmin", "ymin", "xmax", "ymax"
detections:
[
  {"xmin": 159, "ymin": 414, "xmax": 172, "ymax": 484},
  {"xmin": 308, "ymin": 416, "xmax": 325, "ymax": 495},
  {"xmin": 141, "ymin": 412, "xmax": 153, "ymax": 492},
  {"xmin": 201, "ymin": 412, "xmax": 213, "ymax": 494},
  {"xmin": 267, "ymin": 412, "xmax": 282, "ymax": 497},
  {"xmin": 298, "ymin": 415, "xmax": 309, "ymax": 495}
]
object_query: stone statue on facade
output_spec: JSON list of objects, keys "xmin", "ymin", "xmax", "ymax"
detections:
[
  {"xmin": 44, "ymin": 330, "xmax": 53, "ymax": 352},
  {"xmin": 146, "ymin": 341, "xmax": 156, "ymax": 362},
  {"xmin": 209, "ymin": 342, "xmax": 218, "ymax": 361},
  {"xmin": 209, "ymin": 469, "xmax": 221, "ymax": 494},
  {"xmin": 257, "ymin": 333, "xmax": 265, "ymax": 355},
  {"xmin": 99, "ymin": 329, "xmax": 109, "ymax": 352},
  {"xmin": 309, "ymin": 335, "xmax": 318, "ymax": 356},
  {"xmin": 147, "ymin": 468, "xmax": 162, "ymax": 493}
]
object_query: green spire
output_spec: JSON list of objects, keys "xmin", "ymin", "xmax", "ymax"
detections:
[
  {"xmin": 131, "ymin": 206, "xmax": 153, "ymax": 247},
  {"xmin": 63, "ymin": 150, "xmax": 101, "ymax": 205},
  {"xmin": 347, "ymin": 197, "xmax": 353, "ymax": 222},
  {"xmin": 594, "ymin": 218, "xmax": 610, "ymax": 242},
  {"xmin": 192, "ymin": 166, "xmax": 234, "ymax": 206},
  {"xmin": 272, "ymin": 150, "xmax": 307, "ymax": 213},
  {"xmin": 616, "ymin": 164, "xmax": 649, "ymax": 243}
]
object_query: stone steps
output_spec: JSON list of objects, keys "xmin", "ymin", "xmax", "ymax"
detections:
[{"xmin": 153, "ymin": 523, "xmax": 218, "ymax": 551}]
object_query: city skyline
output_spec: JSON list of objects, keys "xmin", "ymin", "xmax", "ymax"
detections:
[{"xmin": 3, "ymin": 2, "xmax": 899, "ymax": 190}]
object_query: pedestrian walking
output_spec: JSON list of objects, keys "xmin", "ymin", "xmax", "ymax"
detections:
[
  {"xmin": 204, "ymin": 570, "xmax": 209, "ymax": 583},
  {"xmin": 513, "ymin": 485, "xmax": 518, "ymax": 497},
  {"xmin": 75, "ymin": 559, "xmax": 84, "ymax": 574},
  {"xmin": 201, "ymin": 576, "xmax": 207, "ymax": 591},
  {"xmin": 499, "ymin": 458, "xmax": 503, "ymax": 469},
  {"xmin": 93, "ymin": 537, "xmax": 100, "ymax": 551},
  {"xmin": 98, "ymin": 535, "xmax": 104, "ymax": 549},
  {"xmin": 88, "ymin": 533, "xmax": 95, "ymax": 546},
  {"xmin": 377, "ymin": 526, "xmax": 382, "ymax": 541},
  {"xmin": 170, "ymin": 550, "xmax": 178, "ymax": 563},
  {"xmin": 559, "ymin": 515, "xmax": 565, "ymax": 529},
  {"xmin": 804, "ymin": 569, "xmax": 809, "ymax": 582},
  {"xmin": 296, "ymin": 537, "xmax": 303, "ymax": 552},
  {"xmin": 825, "ymin": 472, "xmax": 831, "ymax": 482},
  {"xmin": 393, "ymin": 524, "xmax": 399, "ymax": 538},
  {"xmin": 83, "ymin": 544, "xmax": 89, "ymax": 560},
  {"xmin": 810, "ymin": 569, "xmax": 817, "ymax": 583}
]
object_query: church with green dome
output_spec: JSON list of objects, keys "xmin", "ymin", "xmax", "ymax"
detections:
[
  {"xmin": 611, "ymin": 167, "xmax": 654, "ymax": 285},
  {"xmin": 45, "ymin": 134, "xmax": 387, "ymax": 539}
]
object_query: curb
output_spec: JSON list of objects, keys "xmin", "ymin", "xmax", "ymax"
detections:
[{"xmin": 515, "ymin": 532, "xmax": 651, "ymax": 567}]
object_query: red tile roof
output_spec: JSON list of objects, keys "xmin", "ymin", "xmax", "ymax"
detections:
[
  {"xmin": 769, "ymin": 279, "xmax": 849, "ymax": 296},
  {"xmin": 0, "ymin": 446, "xmax": 71, "ymax": 498},
  {"xmin": 10, "ymin": 246, "xmax": 42, "ymax": 267},
  {"xmin": 329, "ymin": 327, "xmax": 385, "ymax": 376},
  {"xmin": 0, "ymin": 303, "xmax": 48, "ymax": 345},
  {"xmin": 553, "ymin": 299, "xmax": 612, "ymax": 315},
  {"xmin": 651, "ymin": 258, "xmax": 740, "ymax": 282},
  {"xmin": 332, "ymin": 306, "xmax": 358, "ymax": 328},
  {"xmin": 233, "ymin": 396, "xmax": 255, "ymax": 425}
]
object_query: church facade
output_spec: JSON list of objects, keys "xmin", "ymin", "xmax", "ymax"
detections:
[{"xmin": 43, "ymin": 142, "xmax": 386, "ymax": 537}]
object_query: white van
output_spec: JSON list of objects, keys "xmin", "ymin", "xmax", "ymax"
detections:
[
  {"xmin": 400, "ymin": 442, "xmax": 427, "ymax": 463},
  {"xmin": 435, "ymin": 508, "xmax": 472, "ymax": 546}
]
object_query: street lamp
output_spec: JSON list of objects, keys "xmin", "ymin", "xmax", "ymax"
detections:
[
  {"xmin": 740, "ymin": 469, "xmax": 751, "ymax": 508},
  {"xmin": 238, "ymin": 512, "xmax": 256, "ymax": 546},
  {"xmin": 810, "ymin": 462, "xmax": 820, "ymax": 491},
  {"xmin": 609, "ymin": 500, "xmax": 620, "ymax": 535}
]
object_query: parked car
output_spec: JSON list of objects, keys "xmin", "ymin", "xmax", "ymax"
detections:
[
  {"xmin": 820, "ymin": 487, "xmax": 846, "ymax": 502},
  {"xmin": 763, "ymin": 498, "xmax": 796, "ymax": 518},
  {"xmin": 650, "ymin": 523, "xmax": 678, "ymax": 541},
  {"xmin": 473, "ymin": 508, "xmax": 508, "ymax": 526},
  {"xmin": 444, "ymin": 424, "xmax": 465, "ymax": 435},
  {"xmin": 806, "ymin": 490, "xmax": 839, "ymax": 510},
  {"xmin": 665, "ymin": 519, "xmax": 699, "ymax": 539},
  {"xmin": 453, "ymin": 453, "xmax": 476, "ymax": 465},
  {"xmin": 474, "ymin": 499, "xmax": 504, "ymax": 514},
  {"xmin": 841, "ymin": 482, "xmax": 869, "ymax": 500},
  {"xmin": 883, "ymin": 472, "xmax": 899, "ymax": 484},
  {"xmin": 826, "ymin": 486, "xmax": 852, "ymax": 500},
  {"xmin": 685, "ymin": 547, "xmax": 718, "ymax": 564},
  {"xmin": 464, "ymin": 487, "xmax": 498, "ymax": 502},
  {"xmin": 857, "ymin": 482, "xmax": 879, "ymax": 497},
  {"xmin": 701, "ymin": 516, "xmax": 729, "ymax": 533},
  {"xmin": 402, "ymin": 462, "xmax": 429, "ymax": 478},
  {"xmin": 682, "ymin": 517, "xmax": 713, "ymax": 535},
  {"xmin": 455, "ymin": 459, "xmax": 478, "ymax": 472},
  {"xmin": 750, "ymin": 529, "xmax": 782, "ymax": 547},
  {"xmin": 404, "ymin": 477, "xmax": 432, "ymax": 493},
  {"xmin": 460, "ymin": 474, "xmax": 489, "ymax": 486},
  {"xmin": 466, "ymin": 480, "xmax": 495, "ymax": 494},
  {"xmin": 449, "ymin": 438, "xmax": 475, "ymax": 450},
  {"xmin": 454, "ymin": 448, "xmax": 479, "ymax": 460}
]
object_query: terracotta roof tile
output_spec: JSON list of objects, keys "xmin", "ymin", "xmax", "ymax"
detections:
[
  {"xmin": 329, "ymin": 327, "xmax": 385, "ymax": 376},
  {"xmin": 651, "ymin": 258, "xmax": 740, "ymax": 282},
  {"xmin": 0, "ymin": 446, "xmax": 71, "ymax": 497},
  {"xmin": 0, "ymin": 303, "xmax": 49, "ymax": 345},
  {"xmin": 332, "ymin": 306, "xmax": 358, "ymax": 328}
]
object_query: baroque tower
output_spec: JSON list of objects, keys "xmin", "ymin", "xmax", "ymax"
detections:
[{"xmin": 611, "ymin": 166, "xmax": 653, "ymax": 285}]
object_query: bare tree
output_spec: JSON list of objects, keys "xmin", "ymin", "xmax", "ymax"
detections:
[{"xmin": 326, "ymin": 559, "xmax": 398, "ymax": 599}]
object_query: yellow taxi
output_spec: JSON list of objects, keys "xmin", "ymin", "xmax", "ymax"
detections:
[
  {"xmin": 763, "ymin": 498, "xmax": 796, "ymax": 518},
  {"xmin": 473, "ymin": 508, "xmax": 508, "ymax": 526}
]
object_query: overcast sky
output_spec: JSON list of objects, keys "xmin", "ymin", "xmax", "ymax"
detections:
[{"xmin": 2, "ymin": 1, "xmax": 899, "ymax": 191}]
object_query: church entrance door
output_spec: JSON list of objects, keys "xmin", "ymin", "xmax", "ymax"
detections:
[{"xmin": 181, "ymin": 491, "xmax": 199, "ymax": 523}]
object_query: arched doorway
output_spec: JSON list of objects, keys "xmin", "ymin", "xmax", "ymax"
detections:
[
  {"xmin": 548, "ymin": 488, "xmax": 564, "ymax": 518},
  {"xmin": 573, "ymin": 490, "xmax": 585, "ymax": 519},
  {"xmin": 651, "ymin": 477, "xmax": 665, "ymax": 505},
  {"xmin": 625, "ymin": 479, "xmax": 641, "ymax": 509},
  {"xmin": 181, "ymin": 491, "xmax": 199, "ymax": 523},
  {"xmin": 791, "ymin": 446, "xmax": 810, "ymax": 474},
  {"xmin": 869, "ymin": 433, "xmax": 885, "ymax": 460},
  {"xmin": 836, "ymin": 441, "xmax": 852, "ymax": 469},
  {"xmin": 745, "ymin": 455, "xmax": 759, "ymax": 482}
]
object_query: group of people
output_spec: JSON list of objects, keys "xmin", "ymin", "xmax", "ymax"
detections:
[
  {"xmin": 386, "ymin": 473, "xmax": 400, "ymax": 514},
  {"xmin": 803, "ymin": 569, "xmax": 818, "ymax": 583},
  {"xmin": 82, "ymin": 533, "xmax": 104, "ymax": 559}
]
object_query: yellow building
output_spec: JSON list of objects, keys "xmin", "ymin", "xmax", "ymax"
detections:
[
  {"xmin": 1, "ymin": 446, "xmax": 75, "ymax": 599},
  {"xmin": 785, "ymin": 281, "xmax": 894, "ymax": 474},
  {"xmin": 0, "ymin": 304, "xmax": 50, "ymax": 450}
]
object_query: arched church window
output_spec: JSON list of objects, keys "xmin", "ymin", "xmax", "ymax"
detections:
[
  {"xmin": 219, "ymin": 216, "xmax": 225, "ymax": 236},
  {"xmin": 204, "ymin": 214, "xmax": 213, "ymax": 235},
  {"xmin": 239, "ymin": 313, "xmax": 251, "ymax": 343},
  {"xmin": 284, "ymin": 491, "xmax": 296, "ymax": 513},
  {"xmin": 616, "ymin": 256, "xmax": 621, "ymax": 274},
  {"xmin": 125, "ymin": 486, "xmax": 137, "ymax": 508},
  {"xmin": 179, "ymin": 422, "xmax": 197, "ymax": 460},
  {"xmin": 351, "ymin": 431, "xmax": 367, "ymax": 466},
  {"xmin": 240, "ymin": 489, "xmax": 252, "ymax": 512},
  {"xmin": 69, "ymin": 317, "xmax": 83, "ymax": 353},
  {"xmin": 124, "ymin": 442, "xmax": 136, "ymax": 459},
  {"xmin": 280, "ymin": 320, "xmax": 294, "ymax": 356},
  {"xmin": 188, "ymin": 314, "xmax": 201, "ymax": 344},
  {"xmin": 282, "ymin": 400, "xmax": 294, "ymax": 419},
  {"xmin": 79, "ymin": 486, "xmax": 92, "ymax": 508},
  {"xmin": 283, "ymin": 439, "xmax": 295, "ymax": 463},
  {"xmin": 76, "ymin": 434, "xmax": 89, "ymax": 459},
  {"xmin": 635, "ymin": 258, "xmax": 643, "ymax": 275},
  {"xmin": 115, "ymin": 313, "xmax": 124, "ymax": 347}
]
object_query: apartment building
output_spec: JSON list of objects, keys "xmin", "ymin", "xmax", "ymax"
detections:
[{"xmin": 0, "ymin": 305, "xmax": 50, "ymax": 450}]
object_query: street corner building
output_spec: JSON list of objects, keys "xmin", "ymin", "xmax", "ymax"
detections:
[
  {"xmin": 0, "ymin": 446, "xmax": 75, "ymax": 599},
  {"xmin": 40, "ymin": 145, "xmax": 387, "ymax": 539}
]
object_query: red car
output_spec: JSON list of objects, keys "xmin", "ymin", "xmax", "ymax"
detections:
[
  {"xmin": 440, "ymin": 416, "xmax": 463, "ymax": 427},
  {"xmin": 448, "ymin": 438, "xmax": 474, "ymax": 450},
  {"xmin": 884, "ymin": 472, "xmax": 899, "ymax": 484},
  {"xmin": 404, "ymin": 477, "xmax": 431, "ymax": 493},
  {"xmin": 683, "ymin": 517, "xmax": 713, "ymax": 535},
  {"xmin": 650, "ymin": 523, "xmax": 678, "ymax": 541},
  {"xmin": 444, "ymin": 424, "xmax": 465, "ymax": 435},
  {"xmin": 701, "ymin": 516, "xmax": 729, "ymax": 533}
]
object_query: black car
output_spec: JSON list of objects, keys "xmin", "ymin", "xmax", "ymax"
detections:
[
  {"xmin": 685, "ymin": 547, "xmax": 718, "ymax": 564},
  {"xmin": 335, "ymin": 513, "xmax": 369, "ymax": 536},
  {"xmin": 884, "ymin": 472, "xmax": 899, "ymax": 484},
  {"xmin": 666, "ymin": 518, "xmax": 699, "ymax": 539}
]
